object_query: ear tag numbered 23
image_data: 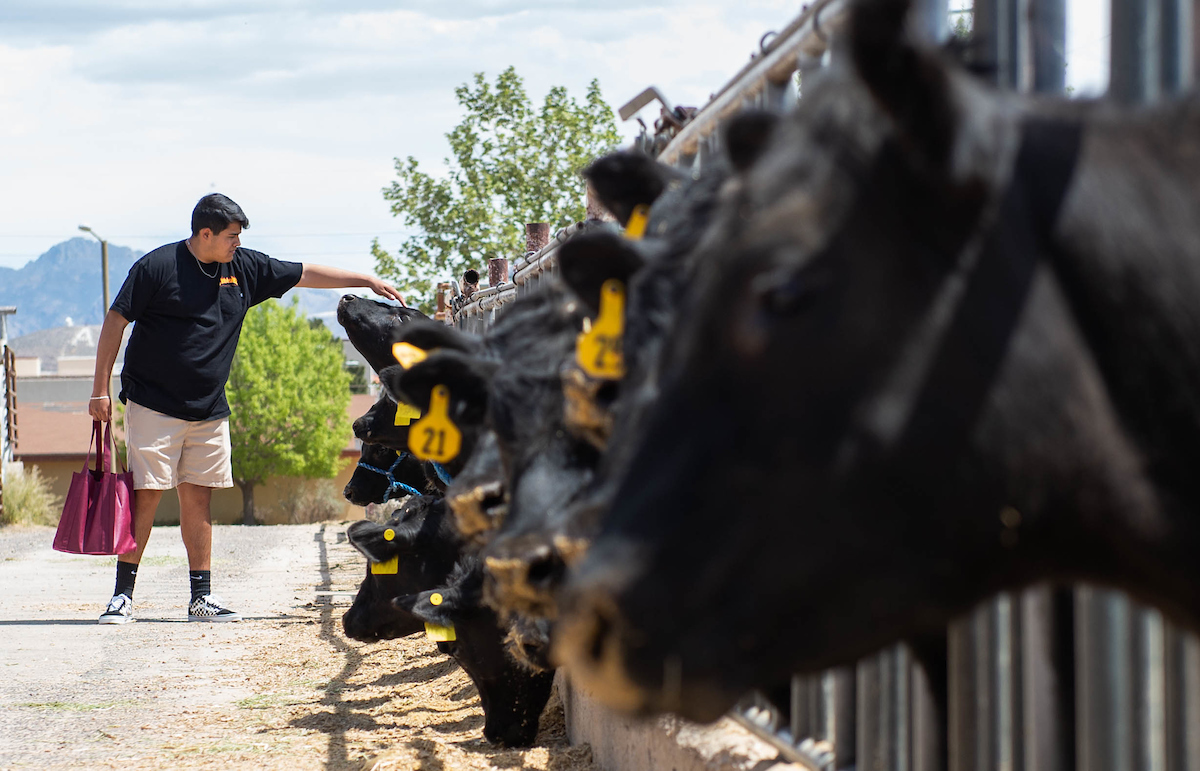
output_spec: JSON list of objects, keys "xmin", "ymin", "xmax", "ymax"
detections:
[
  {"xmin": 371, "ymin": 556, "xmax": 398, "ymax": 575},
  {"xmin": 424, "ymin": 622, "xmax": 457, "ymax": 642},
  {"xmin": 392, "ymin": 342, "xmax": 428, "ymax": 369},
  {"xmin": 576, "ymin": 279, "xmax": 626, "ymax": 380},
  {"xmin": 393, "ymin": 402, "xmax": 422, "ymax": 427},
  {"xmin": 624, "ymin": 204, "xmax": 650, "ymax": 240},
  {"xmin": 408, "ymin": 385, "xmax": 461, "ymax": 463}
]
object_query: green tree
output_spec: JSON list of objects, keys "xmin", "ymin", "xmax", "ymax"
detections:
[
  {"xmin": 373, "ymin": 66, "xmax": 622, "ymax": 312},
  {"xmin": 227, "ymin": 299, "xmax": 351, "ymax": 525}
]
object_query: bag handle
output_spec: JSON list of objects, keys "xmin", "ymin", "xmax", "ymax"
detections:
[
  {"xmin": 83, "ymin": 421, "xmax": 102, "ymax": 474},
  {"xmin": 84, "ymin": 420, "xmax": 126, "ymax": 474},
  {"xmin": 102, "ymin": 421, "xmax": 128, "ymax": 474}
]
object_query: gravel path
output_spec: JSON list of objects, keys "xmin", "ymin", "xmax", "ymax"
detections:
[{"xmin": 0, "ymin": 523, "xmax": 594, "ymax": 770}]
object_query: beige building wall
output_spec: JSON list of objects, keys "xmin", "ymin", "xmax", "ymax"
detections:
[{"xmin": 24, "ymin": 454, "xmax": 365, "ymax": 527}]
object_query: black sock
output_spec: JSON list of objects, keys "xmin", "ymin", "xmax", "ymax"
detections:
[
  {"xmin": 114, "ymin": 561, "xmax": 138, "ymax": 600},
  {"xmin": 189, "ymin": 570, "xmax": 211, "ymax": 603}
]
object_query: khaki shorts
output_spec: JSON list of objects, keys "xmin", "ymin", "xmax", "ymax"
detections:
[{"xmin": 125, "ymin": 401, "xmax": 234, "ymax": 490}]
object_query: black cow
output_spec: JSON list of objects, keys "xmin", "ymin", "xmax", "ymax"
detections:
[
  {"xmin": 343, "ymin": 495, "xmax": 461, "ymax": 641},
  {"xmin": 393, "ymin": 554, "xmax": 556, "ymax": 747},
  {"xmin": 336, "ymin": 295, "xmax": 427, "ymax": 373},
  {"xmin": 344, "ymin": 498, "xmax": 554, "ymax": 747},
  {"xmin": 558, "ymin": 0, "xmax": 1200, "ymax": 724}
]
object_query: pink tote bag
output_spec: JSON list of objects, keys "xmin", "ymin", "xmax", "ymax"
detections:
[{"xmin": 52, "ymin": 421, "xmax": 136, "ymax": 555}]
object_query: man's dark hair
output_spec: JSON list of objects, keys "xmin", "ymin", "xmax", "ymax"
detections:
[{"xmin": 191, "ymin": 193, "xmax": 250, "ymax": 236}]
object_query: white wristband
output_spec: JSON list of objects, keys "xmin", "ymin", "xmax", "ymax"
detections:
[{"xmin": 89, "ymin": 396, "xmax": 110, "ymax": 401}]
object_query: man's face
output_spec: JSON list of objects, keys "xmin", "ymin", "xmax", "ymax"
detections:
[{"xmin": 196, "ymin": 223, "xmax": 242, "ymax": 263}]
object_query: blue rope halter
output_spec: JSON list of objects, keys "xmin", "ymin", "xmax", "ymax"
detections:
[
  {"xmin": 430, "ymin": 461, "xmax": 453, "ymax": 485},
  {"xmin": 357, "ymin": 451, "xmax": 424, "ymax": 501}
]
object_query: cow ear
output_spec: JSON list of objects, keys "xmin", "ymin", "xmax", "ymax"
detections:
[
  {"xmin": 392, "ymin": 556, "xmax": 483, "ymax": 625},
  {"xmin": 394, "ymin": 588, "xmax": 459, "ymax": 627},
  {"xmin": 723, "ymin": 110, "xmax": 781, "ymax": 173},
  {"xmin": 347, "ymin": 520, "xmax": 401, "ymax": 563},
  {"xmin": 348, "ymin": 515, "xmax": 427, "ymax": 563},
  {"xmin": 850, "ymin": 0, "xmax": 957, "ymax": 174},
  {"xmin": 381, "ymin": 351, "xmax": 496, "ymax": 424},
  {"xmin": 391, "ymin": 319, "xmax": 482, "ymax": 356},
  {"xmin": 557, "ymin": 232, "xmax": 646, "ymax": 316},
  {"xmin": 583, "ymin": 151, "xmax": 680, "ymax": 227}
]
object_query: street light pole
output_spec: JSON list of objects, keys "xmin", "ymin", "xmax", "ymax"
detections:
[{"xmin": 78, "ymin": 225, "xmax": 110, "ymax": 314}]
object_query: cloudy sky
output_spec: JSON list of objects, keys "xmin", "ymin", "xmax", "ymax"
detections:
[{"xmin": 0, "ymin": 0, "xmax": 1110, "ymax": 279}]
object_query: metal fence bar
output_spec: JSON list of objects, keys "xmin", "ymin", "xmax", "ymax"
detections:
[
  {"xmin": 975, "ymin": 0, "xmax": 1027, "ymax": 90},
  {"xmin": 859, "ymin": 645, "xmax": 912, "ymax": 771},
  {"xmin": 1111, "ymin": 0, "xmax": 1161, "ymax": 103},
  {"xmin": 1161, "ymin": 0, "xmax": 1195, "ymax": 91},
  {"xmin": 1020, "ymin": 586, "xmax": 1076, "ymax": 771},
  {"xmin": 1032, "ymin": 0, "xmax": 1068, "ymax": 93}
]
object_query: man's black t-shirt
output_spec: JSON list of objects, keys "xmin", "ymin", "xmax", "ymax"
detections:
[{"xmin": 111, "ymin": 241, "xmax": 303, "ymax": 422}]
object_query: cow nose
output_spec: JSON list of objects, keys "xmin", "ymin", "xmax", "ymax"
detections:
[
  {"xmin": 483, "ymin": 538, "xmax": 564, "ymax": 616},
  {"xmin": 449, "ymin": 480, "xmax": 508, "ymax": 537},
  {"xmin": 524, "ymin": 543, "xmax": 563, "ymax": 589}
]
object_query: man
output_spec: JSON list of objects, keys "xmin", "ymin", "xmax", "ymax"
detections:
[{"xmin": 89, "ymin": 193, "xmax": 404, "ymax": 624}]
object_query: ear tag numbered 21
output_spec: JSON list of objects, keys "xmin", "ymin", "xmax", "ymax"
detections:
[
  {"xmin": 408, "ymin": 385, "xmax": 461, "ymax": 463},
  {"xmin": 624, "ymin": 204, "xmax": 650, "ymax": 240},
  {"xmin": 576, "ymin": 279, "xmax": 626, "ymax": 380},
  {"xmin": 371, "ymin": 556, "xmax": 398, "ymax": 575},
  {"xmin": 424, "ymin": 622, "xmax": 457, "ymax": 642},
  {"xmin": 393, "ymin": 402, "xmax": 422, "ymax": 427}
]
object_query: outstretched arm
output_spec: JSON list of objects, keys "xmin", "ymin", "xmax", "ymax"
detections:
[{"xmin": 296, "ymin": 264, "xmax": 406, "ymax": 306}]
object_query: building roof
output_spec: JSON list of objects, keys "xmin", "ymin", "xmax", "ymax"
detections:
[
  {"xmin": 8, "ymin": 324, "xmax": 132, "ymax": 374},
  {"xmin": 15, "ymin": 392, "xmax": 378, "ymax": 461}
]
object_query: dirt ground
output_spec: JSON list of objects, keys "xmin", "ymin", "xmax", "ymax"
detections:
[{"xmin": 0, "ymin": 523, "xmax": 596, "ymax": 771}]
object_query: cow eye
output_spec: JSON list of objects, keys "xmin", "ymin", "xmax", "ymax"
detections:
[{"xmin": 753, "ymin": 267, "xmax": 828, "ymax": 316}]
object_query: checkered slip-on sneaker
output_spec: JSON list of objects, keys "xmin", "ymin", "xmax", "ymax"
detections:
[
  {"xmin": 98, "ymin": 593, "xmax": 134, "ymax": 625},
  {"xmin": 187, "ymin": 594, "xmax": 242, "ymax": 622}
]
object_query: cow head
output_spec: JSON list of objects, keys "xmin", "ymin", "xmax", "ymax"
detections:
[
  {"xmin": 337, "ymin": 295, "xmax": 427, "ymax": 373},
  {"xmin": 343, "ymin": 442, "xmax": 429, "ymax": 506},
  {"xmin": 352, "ymin": 396, "xmax": 414, "ymax": 452},
  {"xmin": 342, "ymin": 496, "xmax": 461, "ymax": 642},
  {"xmin": 393, "ymin": 556, "xmax": 556, "ymax": 747}
]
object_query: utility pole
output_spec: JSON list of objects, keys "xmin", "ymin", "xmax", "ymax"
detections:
[{"xmin": 78, "ymin": 225, "xmax": 111, "ymax": 314}]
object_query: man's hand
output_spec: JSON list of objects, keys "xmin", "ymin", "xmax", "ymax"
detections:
[
  {"xmin": 366, "ymin": 277, "xmax": 407, "ymax": 306},
  {"xmin": 89, "ymin": 395, "xmax": 112, "ymax": 422}
]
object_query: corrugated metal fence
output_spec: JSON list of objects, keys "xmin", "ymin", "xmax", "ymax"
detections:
[{"xmin": 445, "ymin": 2, "xmax": 1200, "ymax": 769}]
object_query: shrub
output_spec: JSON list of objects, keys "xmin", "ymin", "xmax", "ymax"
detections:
[
  {"xmin": 278, "ymin": 480, "xmax": 346, "ymax": 524},
  {"xmin": 1, "ymin": 463, "xmax": 62, "ymax": 527}
]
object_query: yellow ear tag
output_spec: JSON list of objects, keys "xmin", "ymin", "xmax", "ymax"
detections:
[
  {"xmin": 383, "ymin": 528, "xmax": 395, "ymax": 541},
  {"xmin": 392, "ymin": 342, "xmax": 428, "ymax": 369},
  {"xmin": 393, "ymin": 401, "xmax": 422, "ymax": 427},
  {"xmin": 408, "ymin": 385, "xmax": 462, "ymax": 463},
  {"xmin": 429, "ymin": 593, "xmax": 443, "ymax": 606},
  {"xmin": 424, "ymin": 622, "xmax": 457, "ymax": 642},
  {"xmin": 371, "ymin": 556, "xmax": 398, "ymax": 575},
  {"xmin": 624, "ymin": 204, "xmax": 650, "ymax": 240},
  {"xmin": 575, "ymin": 279, "xmax": 626, "ymax": 380}
]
